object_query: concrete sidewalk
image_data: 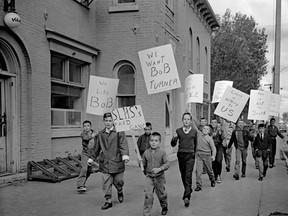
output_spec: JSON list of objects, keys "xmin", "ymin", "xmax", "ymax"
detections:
[{"xmin": 0, "ymin": 149, "xmax": 287, "ymax": 216}]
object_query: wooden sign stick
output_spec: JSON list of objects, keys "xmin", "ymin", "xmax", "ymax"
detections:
[{"xmin": 131, "ymin": 131, "xmax": 144, "ymax": 171}]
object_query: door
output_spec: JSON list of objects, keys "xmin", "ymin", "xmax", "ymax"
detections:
[{"xmin": 0, "ymin": 79, "xmax": 7, "ymax": 173}]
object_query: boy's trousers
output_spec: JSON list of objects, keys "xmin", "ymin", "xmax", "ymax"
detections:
[
  {"xmin": 223, "ymin": 146, "xmax": 232, "ymax": 169},
  {"xmin": 195, "ymin": 153, "xmax": 215, "ymax": 187},
  {"xmin": 256, "ymin": 150, "xmax": 269, "ymax": 178},
  {"xmin": 77, "ymin": 151, "xmax": 92, "ymax": 188},
  {"xmin": 102, "ymin": 172, "xmax": 124, "ymax": 200},
  {"xmin": 234, "ymin": 148, "xmax": 248, "ymax": 176},
  {"xmin": 143, "ymin": 174, "xmax": 167, "ymax": 216},
  {"xmin": 212, "ymin": 144, "xmax": 223, "ymax": 178}
]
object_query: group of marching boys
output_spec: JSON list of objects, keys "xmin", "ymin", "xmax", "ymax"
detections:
[{"xmin": 76, "ymin": 112, "xmax": 286, "ymax": 216}]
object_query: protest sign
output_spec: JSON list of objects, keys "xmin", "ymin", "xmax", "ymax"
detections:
[
  {"xmin": 111, "ymin": 105, "xmax": 146, "ymax": 132},
  {"xmin": 248, "ymin": 90, "xmax": 271, "ymax": 120},
  {"xmin": 138, "ymin": 44, "xmax": 181, "ymax": 94},
  {"xmin": 185, "ymin": 74, "xmax": 203, "ymax": 103},
  {"xmin": 214, "ymin": 86, "xmax": 249, "ymax": 123},
  {"xmin": 269, "ymin": 93, "xmax": 281, "ymax": 116},
  {"xmin": 86, "ymin": 76, "xmax": 119, "ymax": 115},
  {"xmin": 212, "ymin": 81, "xmax": 233, "ymax": 103}
]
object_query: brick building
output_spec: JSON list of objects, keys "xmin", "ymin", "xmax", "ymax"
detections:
[{"xmin": 0, "ymin": 0, "xmax": 218, "ymax": 179}]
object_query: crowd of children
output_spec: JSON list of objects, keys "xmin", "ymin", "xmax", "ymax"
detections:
[{"xmin": 76, "ymin": 113, "xmax": 287, "ymax": 216}]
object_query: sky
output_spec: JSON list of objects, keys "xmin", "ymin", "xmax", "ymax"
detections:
[{"xmin": 208, "ymin": 0, "xmax": 288, "ymax": 116}]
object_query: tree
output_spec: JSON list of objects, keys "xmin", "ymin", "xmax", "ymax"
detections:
[{"xmin": 211, "ymin": 10, "xmax": 269, "ymax": 115}]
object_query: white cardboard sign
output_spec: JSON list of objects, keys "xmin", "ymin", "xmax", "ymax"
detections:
[
  {"xmin": 214, "ymin": 86, "xmax": 249, "ymax": 123},
  {"xmin": 212, "ymin": 81, "xmax": 233, "ymax": 103},
  {"xmin": 86, "ymin": 76, "xmax": 119, "ymax": 116},
  {"xmin": 248, "ymin": 90, "xmax": 271, "ymax": 120},
  {"xmin": 111, "ymin": 105, "xmax": 146, "ymax": 132},
  {"xmin": 269, "ymin": 93, "xmax": 281, "ymax": 117},
  {"xmin": 138, "ymin": 44, "xmax": 181, "ymax": 94},
  {"xmin": 185, "ymin": 74, "xmax": 204, "ymax": 103}
]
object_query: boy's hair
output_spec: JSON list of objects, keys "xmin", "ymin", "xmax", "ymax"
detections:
[
  {"xmin": 145, "ymin": 122, "xmax": 152, "ymax": 128},
  {"xmin": 182, "ymin": 112, "xmax": 192, "ymax": 120},
  {"xmin": 270, "ymin": 118, "xmax": 276, "ymax": 122},
  {"xmin": 258, "ymin": 123, "xmax": 265, "ymax": 129},
  {"xmin": 103, "ymin": 112, "xmax": 113, "ymax": 120},
  {"xmin": 150, "ymin": 132, "xmax": 161, "ymax": 141},
  {"xmin": 83, "ymin": 120, "xmax": 92, "ymax": 126}
]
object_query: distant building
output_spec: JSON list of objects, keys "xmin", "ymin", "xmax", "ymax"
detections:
[{"xmin": 0, "ymin": 0, "xmax": 218, "ymax": 179}]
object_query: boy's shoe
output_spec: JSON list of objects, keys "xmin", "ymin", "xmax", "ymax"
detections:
[
  {"xmin": 184, "ymin": 198, "xmax": 190, "ymax": 207},
  {"xmin": 195, "ymin": 186, "xmax": 202, "ymax": 191},
  {"xmin": 101, "ymin": 202, "xmax": 112, "ymax": 210},
  {"xmin": 226, "ymin": 167, "xmax": 230, "ymax": 172},
  {"xmin": 161, "ymin": 207, "xmax": 168, "ymax": 215},
  {"xmin": 118, "ymin": 191, "xmax": 124, "ymax": 203},
  {"xmin": 77, "ymin": 186, "xmax": 87, "ymax": 192},
  {"xmin": 258, "ymin": 177, "xmax": 263, "ymax": 181},
  {"xmin": 217, "ymin": 176, "xmax": 221, "ymax": 183},
  {"xmin": 241, "ymin": 174, "xmax": 246, "ymax": 178},
  {"xmin": 233, "ymin": 174, "xmax": 239, "ymax": 180},
  {"xmin": 211, "ymin": 181, "xmax": 216, "ymax": 187}
]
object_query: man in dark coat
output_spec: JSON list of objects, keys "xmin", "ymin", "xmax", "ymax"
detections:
[{"xmin": 90, "ymin": 112, "xmax": 129, "ymax": 210}]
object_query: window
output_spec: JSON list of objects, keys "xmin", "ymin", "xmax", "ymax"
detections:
[
  {"xmin": 196, "ymin": 37, "xmax": 200, "ymax": 73},
  {"xmin": 165, "ymin": 94, "xmax": 171, "ymax": 128},
  {"xmin": 115, "ymin": 62, "xmax": 136, "ymax": 108},
  {"xmin": 0, "ymin": 52, "xmax": 7, "ymax": 71},
  {"xmin": 189, "ymin": 28, "xmax": 193, "ymax": 71},
  {"xmin": 118, "ymin": 0, "xmax": 135, "ymax": 3},
  {"xmin": 109, "ymin": 0, "xmax": 138, "ymax": 12},
  {"xmin": 204, "ymin": 47, "xmax": 208, "ymax": 81},
  {"xmin": 51, "ymin": 53, "xmax": 86, "ymax": 127}
]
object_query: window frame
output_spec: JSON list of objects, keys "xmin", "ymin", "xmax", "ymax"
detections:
[
  {"xmin": 109, "ymin": 0, "xmax": 139, "ymax": 13},
  {"xmin": 50, "ymin": 52, "xmax": 86, "ymax": 129},
  {"xmin": 114, "ymin": 61, "xmax": 136, "ymax": 108}
]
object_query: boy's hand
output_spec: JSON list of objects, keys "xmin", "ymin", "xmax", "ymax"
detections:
[
  {"xmin": 226, "ymin": 148, "xmax": 230, "ymax": 154},
  {"xmin": 211, "ymin": 156, "xmax": 215, "ymax": 161},
  {"xmin": 173, "ymin": 132, "xmax": 178, "ymax": 138},
  {"xmin": 152, "ymin": 168, "xmax": 161, "ymax": 174},
  {"xmin": 124, "ymin": 159, "xmax": 129, "ymax": 163},
  {"xmin": 92, "ymin": 131, "xmax": 98, "ymax": 138}
]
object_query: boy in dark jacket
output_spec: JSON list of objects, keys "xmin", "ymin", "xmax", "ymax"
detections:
[
  {"xmin": 143, "ymin": 132, "xmax": 169, "ymax": 216},
  {"xmin": 253, "ymin": 124, "xmax": 271, "ymax": 181},
  {"xmin": 76, "ymin": 120, "xmax": 97, "ymax": 192},
  {"xmin": 137, "ymin": 122, "xmax": 152, "ymax": 157},
  {"xmin": 89, "ymin": 112, "xmax": 129, "ymax": 210}
]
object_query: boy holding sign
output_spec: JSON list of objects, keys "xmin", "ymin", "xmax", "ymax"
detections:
[{"xmin": 88, "ymin": 112, "xmax": 129, "ymax": 210}]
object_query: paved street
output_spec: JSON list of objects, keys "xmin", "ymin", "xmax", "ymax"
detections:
[{"xmin": 0, "ymin": 149, "xmax": 287, "ymax": 216}]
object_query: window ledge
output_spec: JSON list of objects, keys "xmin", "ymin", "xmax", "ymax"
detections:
[
  {"xmin": 109, "ymin": 4, "xmax": 139, "ymax": 13},
  {"xmin": 52, "ymin": 128, "xmax": 82, "ymax": 138}
]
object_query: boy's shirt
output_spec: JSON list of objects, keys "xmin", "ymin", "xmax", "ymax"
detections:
[
  {"xmin": 142, "ymin": 147, "xmax": 169, "ymax": 178},
  {"xmin": 137, "ymin": 134, "xmax": 150, "ymax": 154},
  {"xmin": 197, "ymin": 134, "xmax": 216, "ymax": 158},
  {"xmin": 80, "ymin": 129, "xmax": 96, "ymax": 159}
]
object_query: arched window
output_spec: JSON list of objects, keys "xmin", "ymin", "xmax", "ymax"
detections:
[
  {"xmin": 196, "ymin": 37, "xmax": 200, "ymax": 73},
  {"xmin": 115, "ymin": 61, "xmax": 136, "ymax": 108},
  {"xmin": 205, "ymin": 47, "xmax": 208, "ymax": 81},
  {"xmin": 189, "ymin": 28, "xmax": 193, "ymax": 71}
]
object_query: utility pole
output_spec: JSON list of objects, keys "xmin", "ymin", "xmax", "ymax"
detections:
[{"xmin": 273, "ymin": 0, "xmax": 281, "ymax": 94}]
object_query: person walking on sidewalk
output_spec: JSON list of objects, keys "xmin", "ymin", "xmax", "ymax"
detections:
[
  {"xmin": 89, "ymin": 112, "xmax": 129, "ymax": 210},
  {"xmin": 267, "ymin": 118, "xmax": 286, "ymax": 168},
  {"xmin": 171, "ymin": 112, "xmax": 197, "ymax": 207},
  {"xmin": 252, "ymin": 123, "xmax": 271, "ymax": 181},
  {"xmin": 223, "ymin": 121, "xmax": 235, "ymax": 172},
  {"xmin": 227, "ymin": 120, "xmax": 253, "ymax": 180},
  {"xmin": 142, "ymin": 132, "xmax": 169, "ymax": 216},
  {"xmin": 137, "ymin": 122, "xmax": 152, "ymax": 157},
  {"xmin": 194, "ymin": 125, "xmax": 216, "ymax": 191},
  {"xmin": 76, "ymin": 120, "xmax": 98, "ymax": 192},
  {"xmin": 211, "ymin": 118, "xmax": 227, "ymax": 183}
]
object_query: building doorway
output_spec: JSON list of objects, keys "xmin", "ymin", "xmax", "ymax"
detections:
[{"xmin": 0, "ymin": 78, "xmax": 7, "ymax": 173}]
